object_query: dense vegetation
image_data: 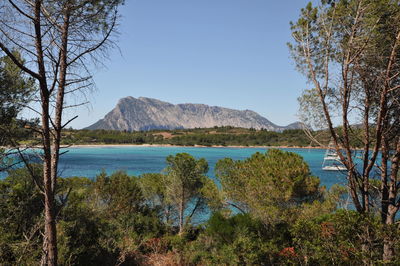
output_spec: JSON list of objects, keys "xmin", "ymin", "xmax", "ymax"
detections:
[
  {"xmin": 0, "ymin": 52, "xmax": 35, "ymax": 147},
  {"xmin": 1, "ymin": 150, "xmax": 398, "ymax": 265},
  {"xmin": 1, "ymin": 0, "xmax": 399, "ymax": 263},
  {"xmin": 17, "ymin": 127, "xmax": 328, "ymax": 147},
  {"xmin": 290, "ymin": 0, "xmax": 400, "ymax": 261},
  {"xmin": 16, "ymin": 126, "xmax": 367, "ymax": 148}
]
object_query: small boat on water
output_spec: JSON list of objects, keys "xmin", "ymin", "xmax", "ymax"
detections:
[{"xmin": 322, "ymin": 143, "xmax": 347, "ymax": 171}]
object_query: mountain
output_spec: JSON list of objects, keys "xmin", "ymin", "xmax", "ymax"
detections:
[
  {"xmin": 86, "ymin": 97, "xmax": 302, "ymax": 132},
  {"xmin": 283, "ymin": 122, "xmax": 305, "ymax": 130}
]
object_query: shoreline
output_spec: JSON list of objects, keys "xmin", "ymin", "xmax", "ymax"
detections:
[
  {"xmin": 3, "ymin": 143, "xmax": 328, "ymax": 150},
  {"xmin": 67, "ymin": 143, "xmax": 326, "ymax": 149}
]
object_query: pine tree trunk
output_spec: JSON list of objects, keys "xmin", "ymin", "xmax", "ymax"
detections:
[
  {"xmin": 383, "ymin": 140, "xmax": 400, "ymax": 262},
  {"xmin": 42, "ymin": 178, "xmax": 57, "ymax": 266},
  {"xmin": 383, "ymin": 203, "xmax": 397, "ymax": 261},
  {"xmin": 178, "ymin": 198, "xmax": 184, "ymax": 235},
  {"xmin": 40, "ymin": 91, "xmax": 57, "ymax": 266},
  {"xmin": 40, "ymin": 92, "xmax": 58, "ymax": 266},
  {"xmin": 383, "ymin": 224, "xmax": 395, "ymax": 262}
]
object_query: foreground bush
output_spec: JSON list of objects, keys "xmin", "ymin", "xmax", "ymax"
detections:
[{"xmin": 1, "ymin": 151, "xmax": 398, "ymax": 265}]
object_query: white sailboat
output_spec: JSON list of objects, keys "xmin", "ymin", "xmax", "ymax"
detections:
[{"xmin": 322, "ymin": 143, "xmax": 347, "ymax": 171}]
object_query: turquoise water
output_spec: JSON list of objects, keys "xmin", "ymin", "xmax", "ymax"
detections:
[{"xmin": 55, "ymin": 146, "xmax": 348, "ymax": 188}]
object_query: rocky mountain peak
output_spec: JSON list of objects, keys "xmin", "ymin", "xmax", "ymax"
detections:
[{"xmin": 86, "ymin": 97, "xmax": 302, "ymax": 132}]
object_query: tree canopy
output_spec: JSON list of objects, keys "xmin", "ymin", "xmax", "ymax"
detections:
[
  {"xmin": 216, "ymin": 149, "xmax": 321, "ymax": 224},
  {"xmin": 289, "ymin": 0, "xmax": 400, "ymax": 261},
  {"xmin": 0, "ymin": 52, "xmax": 34, "ymax": 146}
]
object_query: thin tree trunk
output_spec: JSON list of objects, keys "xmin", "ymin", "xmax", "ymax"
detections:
[
  {"xmin": 33, "ymin": 0, "xmax": 57, "ymax": 264},
  {"xmin": 178, "ymin": 182, "xmax": 185, "ymax": 235},
  {"xmin": 361, "ymin": 93, "xmax": 371, "ymax": 215},
  {"xmin": 383, "ymin": 209, "xmax": 396, "ymax": 262},
  {"xmin": 42, "ymin": 175, "xmax": 57, "ymax": 266},
  {"xmin": 380, "ymin": 138, "xmax": 389, "ymax": 223},
  {"xmin": 383, "ymin": 140, "xmax": 400, "ymax": 262},
  {"xmin": 383, "ymin": 216, "xmax": 395, "ymax": 262},
  {"xmin": 178, "ymin": 198, "xmax": 184, "ymax": 235},
  {"xmin": 40, "ymin": 84, "xmax": 57, "ymax": 266},
  {"xmin": 50, "ymin": 7, "xmax": 70, "ymax": 209},
  {"xmin": 0, "ymin": 1, "xmax": 121, "ymax": 264}
]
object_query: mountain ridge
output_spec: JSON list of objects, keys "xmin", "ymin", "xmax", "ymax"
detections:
[{"xmin": 86, "ymin": 97, "xmax": 302, "ymax": 132}]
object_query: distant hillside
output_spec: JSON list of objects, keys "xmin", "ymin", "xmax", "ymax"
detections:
[{"xmin": 86, "ymin": 97, "xmax": 302, "ymax": 132}]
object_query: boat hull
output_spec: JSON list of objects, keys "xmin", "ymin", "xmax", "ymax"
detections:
[{"xmin": 322, "ymin": 166, "xmax": 347, "ymax": 171}]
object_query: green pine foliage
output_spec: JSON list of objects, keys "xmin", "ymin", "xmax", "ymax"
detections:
[{"xmin": 1, "ymin": 150, "xmax": 398, "ymax": 265}]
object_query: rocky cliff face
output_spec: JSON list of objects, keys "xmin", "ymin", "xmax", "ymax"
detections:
[{"xmin": 86, "ymin": 97, "xmax": 301, "ymax": 132}]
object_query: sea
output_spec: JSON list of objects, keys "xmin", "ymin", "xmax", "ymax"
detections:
[{"xmin": 49, "ymin": 146, "xmax": 348, "ymax": 189}]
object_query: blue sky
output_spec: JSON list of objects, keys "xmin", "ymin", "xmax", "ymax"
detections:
[{"xmin": 67, "ymin": 0, "xmax": 312, "ymax": 129}]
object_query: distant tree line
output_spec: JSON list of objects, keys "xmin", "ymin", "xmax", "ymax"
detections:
[
  {"xmin": 19, "ymin": 127, "xmax": 325, "ymax": 147},
  {"xmin": 59, "ymin": 127, "xmax": 368, "ymax": 147},
  {"xmin": 12, "ymin": 125, "xmax": 372, "ymax": 148}
]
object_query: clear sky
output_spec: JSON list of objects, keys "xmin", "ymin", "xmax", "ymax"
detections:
[{"xmin": 66, "ymin": 0, "xmax": 312, "ymax": 129}]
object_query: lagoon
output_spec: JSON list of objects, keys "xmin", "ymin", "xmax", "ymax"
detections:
[{"xmin": 55, "ymin": 146, "xmax": 348, "ymax": 188}]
